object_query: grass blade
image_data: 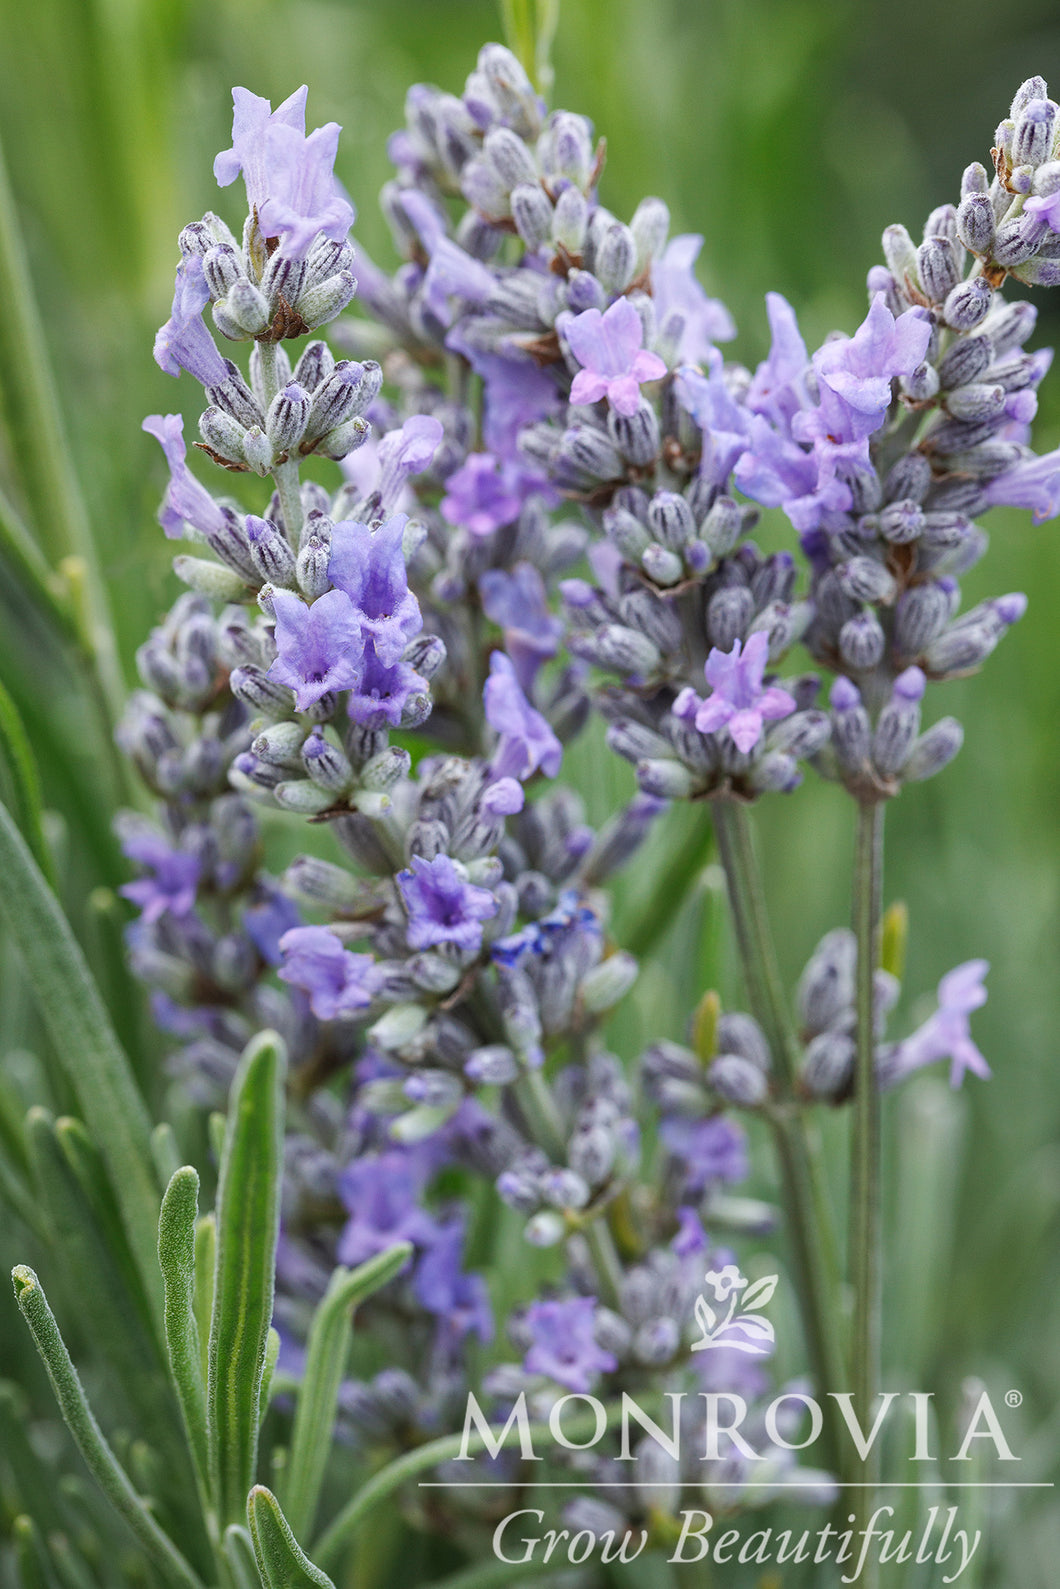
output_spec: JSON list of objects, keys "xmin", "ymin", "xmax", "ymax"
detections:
[
  {"xmin": 158, "ymin": 1167, "xmax": 209, "ymax": 1490},
  {"xmin": 0, "ymin": 798, "xmax": 162, "ymax": 1319},
  {"xmin": 282, "ymin": 1243, "xmax": 413, "ymax": 1541},
  {"xmin": 11, "ymin": 1266, "xmax": 205, "ymax": 1589},
  {"xmin": 248, "ymin": 1487, "xmax": 336, "ymax": 1589},
  {"xmin": 207, "ymin": 1032, "xmax": 285, "ymax": 1528},
  {"xmin": 0, "ymin": 668, "xmax": 55, "ymax": 888}
]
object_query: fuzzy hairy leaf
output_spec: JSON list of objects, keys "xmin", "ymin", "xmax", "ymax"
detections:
[
  {"xmin": 207, "ymin": 1032, "xmax": 285, "ymax": 1527},
  {"xmin": 158, "ymin": 1167, "xmax": 209, "ymax": 1489},
  {"xmin": 248, "ymin": 1487, "xmax": 336, "ymax": 1589},
  {"xmin": 282, "ymin": 1243, "xmax": 413, "ymax": 1540}
]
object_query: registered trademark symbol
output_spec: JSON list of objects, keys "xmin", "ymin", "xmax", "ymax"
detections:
[{"xmin": 1006, "ymin": 1389, "xmax": 1023, "ymax": 1408}]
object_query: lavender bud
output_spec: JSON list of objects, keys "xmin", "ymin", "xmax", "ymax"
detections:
[
  {"xmin": 750, "ymin": 750, "xmax": 801, "ymax": 793},
  {"xmin": 1012, "ymin": 77, "xmax": 1049, "ymax": 117},
  {"xmin": 882, "ymin": 223, "xmax": 918, "ymax": 283},
  {"xmin": 648, "ymin": 491, "xmax": 695, "ymax": 550},
  {"xmin": 605, "ymin": 720, "xmax": 672, "ymax": 764},
  {"xmin": 265, "ymin": 383, "xmax": 312, "ymax": 453},
  {"xmin": 242, "ymin": 427, "xmax": 274, "ymax": 475},
  {"xmin": 1012, "ymin": 98, "xmax": 1056, "ymax": 167},
  {"xmin": 942, "ymin": 279, "xmax": 992, "ymax": 332},
  {"xmin": 802, "ymin": 1031, "xmax": 855, "ymax": 1099},
  {"xmin": 224, "ymin": 279, "xmax": 270, "ymax": 336},
  {"xmin": 702, "ymin": 495, "xmax": 744, "ymax": 556},
  {"xmin": 557, "ymin": 424, "xmax": 624, "ymax": 481},
  {"xmin": 945, "ymin": 382, "xmax": 1006, "ymax": 422},
  {"xmin": 541, "ymin": 1169, "xmax": 590, "ymax": 1211},
  {"xmin": 903, "ymin": 361, "xmax": 939, "ymax": 401},
  {"xmin": 707, "ymin": 586, "xmax": 755, "ymax": 651},
  {"xmin": 717, "ymin": 1011, "xmax": 771, "ymax": 1071},
  {"xmin": 632, "ymin": 1316, "xmax": 681, "ymax": 1366},
  {"xmin": 172, "ymin": 556, "xmax": 248, "ymax": 600},
  {"xmin": 261, "ymin": 253, "xmax": 307, "ymax": 312},
  {"xmin": 961, "ymin": 161, "xmax": 990, "ymax": 197},
  {"xmin": 359, "ymin": 748, "xmax": 411, "ymax": 791},
  {"xmin": 465, "ymin": 1045, "xmax": 519, "ymax": 1085},
  {"xmin": 483, "ymin": 126, "xmax": 538, "ymax": 189},
  {"xmin": 546, "ymin": 110, "xmax": 593, "ymax": 186},
  {"xmin": 937, "ymin": 335, "xmax": 991, "ymax": 392},
  {"xmin": 306, "ymin": 361, "xmax": 382, "ymax": 439},
  {"xmin": 619, "ymin": 588, "xmax": 682, "ymax": 653},
  {"xmin": 403, "ymin": 1071, "xmax": 463, "ymax": 1109},
  {"xmin": 636, "ymin": 758, "xmax": 698, "ymax": 799},
  {"xmin": 591, "ymin": 624, "xmax": 662, "ymax": 675},
  {"xmin": 902, "ymin": 716, "xmax": 964, "ymax": 780},
  {"xmin": 301, "ymin": 727, "xmax": 353, "ymax": 793},
  {"xmin": 640, "ymin": 544, "xmax": 684, "ymax": 586},
  {"xmin": 283, "ymin": 855, "xmax": 377, "ymax": 910},
  {"xmin": 991, "ymin": 220, "xmax": 1038, "ymax": 268},
  {"xmin": 525, "ymin": 1211, "xmax": 566, "ymax": 1247},
  {"xmin": 252, "ymin": 721, "xmax": 306, "ymax": 766},
  {"xmin": 296, "ymin": 535, "xmax": 332, "ymax": 599},
  {"xmin": 766, "ymin": 709, "xmax": 831, "ymax": 759},
  {"xmin": 798, "ymin": 928, "xmax": 856, "ymax": 1035},
  {"xmin": 293, "ymin": 340, "xmax": 334, "ymax": 391},
  {"xmin": 318, "ymin": 417, "xmax": 371, "ymax": 461},
  {"xmin": 198, "ymin": 406, "xmax": 247, "ymax": 464},
  {"xmin": 608, "ymin": 401, "xmax": 660, "ymax": 467},
  {"xmin": 924, "ymin": 622, "xmax": 999, "ymax": 673},
  {"xmin": 894, "ymin": 580, "xmax": 955, "ymax": 654},
  {"xmin": 552, "ymin": 188, "xmax": 589, "ymax": 254},
  {"xmin": 878, "ymin": 499, "xmax": 925, "ymax": 542},
  {"xmin": 230, "ymin": 663, "xmax": 294, "ymax": 716},
  {"xmin": 708, "ymin": 1054, "xmax": 768, "ymax": 1107},
  {"xmin": 917, "ymin": 237, "xmax": 960, "ymax": 302},
  {"xmin": 298, "ymin": 270, "xmax": 357, "ymax": 330},
  {"xmin": 836, "ymin": 557, "xmax": 897, "ymax": 604},
  {"xmin": 873, "ymin": 667, "xmax": 925, "ymax": 775},
  {"xmin": 596, "ymin": 222, "xmax": 637, "ymax": 294},
  {"xmin": 839, "ymin": 611, "xmax": 885, "ymax": 669},
  {"xmin": 985, "ymin": 299, "xmax": 1037, "ymax": 354},
  {"xmin": 273, "ymin": 779, "xmax": 335, "ymax": 815},
  {"xmin": 956, "ymin": 194, "xmax": 995, "ymax": 256},
  {"xmin": 830, "ymin": 676, "xmax": 870, "ymax": 769},
  {"xmin": 246, "ymin": 516, "xmax": 296, "ymax": 587},
  {"xmin": 202, "ymin": 243, "xmax": 244, "ymax": 300},
  {"xmin": 511, "ymin": 182, "xmax": 553, "ymax": 250},
  {"xmin": 568, "ymin": 1125, "xmax": 615, "ymax": 1185},
  {"xmin": 630, "ymin": 195, "xmax": 670, "ymax": 267},
  {"xmin": 580, "ymin": 952, "xmax": 638, "ymax": 1014}
]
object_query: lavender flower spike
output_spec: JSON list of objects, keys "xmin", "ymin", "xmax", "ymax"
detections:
[
  {"xmin": 153, "ymin": 254, "xmax": 228, "ymax": 387},
  {"xmin": 214, "ymin": 86, "xmax": 355, "ymax": 258},
  {"xmin": 674, "ymin": 632, "xmax": 796, "ymax": 753},
  {"xmin": 397, "ymin": 854, "xmax": 499, "ymax": 953},
  {"xmin": 563, "ymin": 297, "xmax": 667, "ymax": 416},
  {"xmin": 890, "ymin": 961, "xmax": 991, "ymax": 1088},
  {"xmin": 268, "ymin": 587, "xmax": 365, "ymax": 709},
  {"xmin": 652, "ymin": 234, "xmax": 736, "ymax": 361},
  {"xmin": 142, "ymin": 414, "xmax": 228, "ymax": 541}
]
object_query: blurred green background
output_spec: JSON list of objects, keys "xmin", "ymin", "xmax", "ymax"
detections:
[{"xmin": 0, "ymin": 0, "xmax": 1058, "ymax": 1583}]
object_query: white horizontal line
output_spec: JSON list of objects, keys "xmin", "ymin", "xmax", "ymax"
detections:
[{"xmin": 419, "ymin": 1482, "xmax": 1054, "ymax": 1490}]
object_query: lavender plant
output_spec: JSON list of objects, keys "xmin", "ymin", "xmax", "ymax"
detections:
[{"xmin": 5, "ymin": 35, "xmax": 1059, "ymax": 1589}]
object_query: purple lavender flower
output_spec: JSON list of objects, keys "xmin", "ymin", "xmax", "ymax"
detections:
[
  {"xmin": 346, "ymin": 649, "xmax": 427, "ymax": 729},
  {"xmin": 1023, "ymin": 187, "xmax": 1060, "ymax": 233},
  {"xmin": 375, "ymin": 415, "xmax": 444, "ymax": 514},
  {"xmin": 983, "ymin": 446, "xmax": 1060, "ymax": 523},
  {"xmin": 794, "ymin": 294, "xmax": 931, "ymax": 448},
  {"xmin": 652, "ymin": 234, "xmax": 736, "ymax": 361},
  {"xmin": 337, "ymin": 1150, "xmax": 437, "ymax": 1266},
  {"xmin": 118, "ymin": 821, "xmax": 201, "ymax": 923},
  {"xmin": 522, "ymin": 1297, "xmax": 617, "ymax": 1392},
  {"xmin": 268, "ymin": 588, "xmax": 365, "ymax": 710},
  {"xmin": 660, "ymin": 1115, "xmax": 749, "ymax": 1193},
  {"xmin": 142, "ymin": 414, "xmax": 228, "ymax": 541},
  {"xmin": 674, "ymin": 351, "xmax": 754, "ymax": 487},
  {"xmin": 483, "ymin": 652, "xmax": 562, "ymax": 787},
  {"xmin": 397, "ymin": 854, "xmax": 499, "ymax": 954},
  {"xmin": 414, "ymin": 1219, "xmax": 494, "ymax": 1344},
  {"xmin": 440, "ymin": 453, "xmax": 524, "ymax": 536},
  {"xmin": 890, "ymin": 961, "xmax": 991, "ymax": 1087},
  {"xmin": 214, "ymin": 86, "xmax": 355, "ymax": 258},
  {"xmin": 398, "ymin": 189, "xmax": 493, "ymax": 325},
  {"xmin": 476, "ymin": 353, "xmax": 563, "ymax": 458},
  {"xmin": 479, "ymin": 564, "xmax": 563, "ymax": 690},
  {"xmin": 563, "ymin": 298, "xmax": 667, "ymax": 416},
  {"xmin": 278, "ymin": 924, "xmax": 382, "ymax": 1019},
  {"xmin": 328, "ymin": 513, "xmax": 422, "ymax": 664},
  {"xmin": 243, "ymin": 886, "xmax": 301, "ymax": 966},
  {"xmin": 673, "ymin": 632, "xmax": 796, "ymax": 753},
  {"xmin": 153, "ymin": 255, "xmax": 228, "ymax": 387}
]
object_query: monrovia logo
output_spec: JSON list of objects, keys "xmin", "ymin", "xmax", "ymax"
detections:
[{"xmin": 691, "ymin": 1264, "xmax": 778, "ymax": 1355}]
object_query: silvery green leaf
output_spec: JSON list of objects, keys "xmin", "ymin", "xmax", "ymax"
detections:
[
  {"xmin": 158, "ymin": 1167, "xmax": 208, "ymax": 1489},
  {"xmin": 207, "ymin": 1032, "xmax": 286, "ymax": 1527},
  {"xmin": 248, "ymin": 1486, "xmax": 336, "ymax": 1589}
]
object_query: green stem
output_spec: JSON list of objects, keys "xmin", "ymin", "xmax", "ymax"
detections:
[
  {"xmin": 712, "ymin": 800, "xmax": 847, "ymax": 1461},
  {"xmin": 850, "ymin": 799, "xmax": 884, "ymax": 1578},
  {"xmin": 257, "ymin": 343, "xmax": 304, "ymax": 544}
]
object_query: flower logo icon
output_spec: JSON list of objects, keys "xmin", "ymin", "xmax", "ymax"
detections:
[{"xmin": 690, "ymin": 1266, "xmax": 778, "ymax": 1354}]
